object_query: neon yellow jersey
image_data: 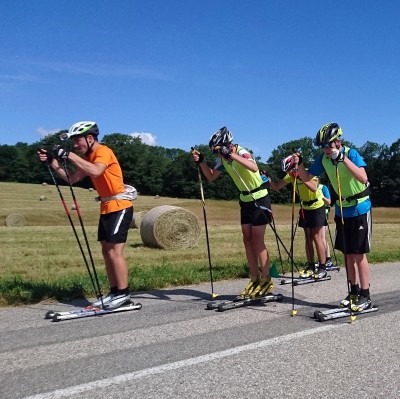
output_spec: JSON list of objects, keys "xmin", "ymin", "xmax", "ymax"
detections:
[
  {"xmin": 215, "ymin": 145, "xmax": 268, "ymax": 203},
  {"xmin": 283, "ymin": 174, "xmax": 324, "ymax": 210}
]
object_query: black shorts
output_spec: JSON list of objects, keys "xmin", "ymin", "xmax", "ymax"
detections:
[
  {"xmin": 298, "ymin": 206, "xmax": 326, "ymax": 229},
  {"xmin": 97, "ymin": 206, "xmax": 133, "ymax": 243},
  {"xmin": 240, "ymin": 195, "xmax": 272, "ymax": 226},
  {"xmin": 334, "ymin": 211, "xmax": 372, "ymax": 254}
]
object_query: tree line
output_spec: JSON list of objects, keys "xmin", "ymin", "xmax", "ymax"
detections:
[{"xmin": 1, "ymin": 132, "xmax": 399, "ymax": 207}]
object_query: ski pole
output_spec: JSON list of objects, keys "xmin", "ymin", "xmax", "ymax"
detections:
[
  {"xmin": 336, "ymin": 165, "xmax": 355, "ymax": 321},
  {"xmin": 289, "ymin": 167, "xmax": 298, "ymax": 316},
  {"xmin": 270, "ymin": 212, "xmax": 285, "ymax": 276},
  {"xmin": 192, "ymin": 148, "xmax": 218, "ymax": 299},
  {"xmin": 60, "ymin": 158, "xmax": 104, "ymax": 302},
  {"xmin": 325, "ymin": 214, "xmax": 338, "ymax": 266},
  {"xmin": 42, "ymin": 156, "xmax": 100, "ymax": 300}
]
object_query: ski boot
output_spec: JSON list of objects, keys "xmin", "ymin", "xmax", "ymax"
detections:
[
  {"xmin": 299, "ymin": 262, "xmax": 316, "ymax": 279},
  {"xmin": 250, "ymin": 277, "xmax": 273, "ymax": 298},
  {"xmin": 240, "ymin": 277, "xmax": 259, "ymax": 299},
  {"xmin": 313, "ymin": 267, "xmax": 327, "ymax": 279},
  {"xmin": 351, "ymin": 294, "xmax": 372, "ymax": 312},
  {"xmin": 340, "ymin": 293, "xmax": 359, "ymax": 308}
]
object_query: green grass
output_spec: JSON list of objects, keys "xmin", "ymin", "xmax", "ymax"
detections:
[{"xmin": 1, "ymin": 182, "xmax": 400, "ymax": 306}]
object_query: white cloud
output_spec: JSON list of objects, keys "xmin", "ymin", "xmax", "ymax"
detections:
[
  {"xmin": 36, "ymin": 127, "xmax": 61, "ymax": 139},
  {"xmin": 129, "ymin": 132, "xmax": 157, "ymax": 146}
]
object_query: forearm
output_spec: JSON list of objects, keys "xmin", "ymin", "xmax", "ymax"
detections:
[
  {"xmin": 342, "ymin": 158, "xmax": 368, "ymax": 184},
  {"xmin": 199, "ymin": 162, "xmax": 220, "ymax": 181},
  {"xmin": 230, "ymin": 153, "xmax": 258, "ymax": 172},
  {"xmin": 68, "ymin": 152, "xmax": 103, "ymax": 178}
]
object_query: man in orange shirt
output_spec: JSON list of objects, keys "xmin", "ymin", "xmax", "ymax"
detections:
[{"xmin": 38, "ymin": 121, "xmax": 134, "ymax": 309}]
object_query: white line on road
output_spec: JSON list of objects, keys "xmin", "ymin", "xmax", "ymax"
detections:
[{"xmin": 24, "ymin": 323, "xmax": 345, "ymax": 399}]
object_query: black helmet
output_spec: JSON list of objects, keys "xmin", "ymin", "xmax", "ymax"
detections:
[
  {"xmin": 315, "ymin": 122, "xmax": 342, "ymax": 147},
  {"xmin": 208, "ymin": 127, "xmax": 233, "ymax": 151}
]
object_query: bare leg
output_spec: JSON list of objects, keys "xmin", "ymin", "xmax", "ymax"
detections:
[{"xmin": 101, "ymin": 241, "xmax": 129, "ymax": 289}]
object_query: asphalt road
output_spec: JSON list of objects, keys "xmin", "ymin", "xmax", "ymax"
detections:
[{"xmin": 1, "ymin": 262, "xmax": 399, "ymax": 399}]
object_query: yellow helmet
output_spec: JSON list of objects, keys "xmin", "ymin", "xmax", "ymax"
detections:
[{"xmin": 315, "ymin": 122, "xmax": 342, "ymax": 147}]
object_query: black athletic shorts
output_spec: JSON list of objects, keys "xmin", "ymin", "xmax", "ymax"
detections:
[
  {"xmin": 239, "ymin": 195, "xmax": 272, "ymax": 226},
  {"xmin": 97, "ymin": 206, "xmax": 134, "ymax": 243},
  {"xmin": 334, "ymin": 211, "xmax": 372, "ymax": 254},
  {"xmin": 298, "ymin": 206, "xmax": 326, "ymax": 229}
]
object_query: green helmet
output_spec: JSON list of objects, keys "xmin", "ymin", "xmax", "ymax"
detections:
[
  {"xmin": 60, "ymin": 121, "xmax": 99, "ymax": 141},
  {"xmin": 315, "ymin": 122, "xmax": 342, "ymax": 147}
]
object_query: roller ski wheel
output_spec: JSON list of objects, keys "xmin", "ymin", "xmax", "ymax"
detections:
[
  {"xmin": 45, "ymin": 310, "xmax": 55, "ymax": 319},
  {"xmin": 52, "ymin": 313, "xmax": 62, "ymax": 322}
]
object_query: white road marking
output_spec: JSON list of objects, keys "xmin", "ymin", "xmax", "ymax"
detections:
[{"xmin": 24, "ymin": 324, "xmax": 344, "ymax": 399}]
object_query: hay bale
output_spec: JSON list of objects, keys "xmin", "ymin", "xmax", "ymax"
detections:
[
  {"xmin": 5, "ymin": 214, "xmax": 26, "ymax": 227},
  {"xmin": 42, "ymin": 182, "xmax": 47, "ymax": 186},
  {"xmin": 130, "ymin": 211, "xmax": 146, "ymax": 229},
  {"xmin": 39, "ymin": 195, "xmax": 47, "ymax": 201},
  {"xmin": 140, "ymin": 205, "xmax": 200, "ymax": 249}
]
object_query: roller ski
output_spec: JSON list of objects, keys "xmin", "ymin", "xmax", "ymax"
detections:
[
  {"xmin": 45, "ymin": 296, "xmax": 142, "ymax": 322},
  {"xmin": 314, "ymin": 306, "xmax": 378, "ymax": 321},
  {"xmin": 207, "ymin": 277, "xmax": 283, "ymax": 312},
  {"xmin": 314, "ymin": 293, "xmax": 377, "ymax": 321},
  {"xmin": 280, "ymin": 264, "xmax": 331, "ymax": 286},
  {"xmin": 325, "ymin": 259, "xmax": 340, "ymax": 272}
]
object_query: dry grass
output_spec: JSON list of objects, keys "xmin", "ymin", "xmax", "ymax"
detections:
[
  {"xmin": 2, "ymin": 182, "xmax": 399, "ymax": 227},
  {"xmin": 1, "ymin": 182, "xmax": 400, "ymax": 305}
]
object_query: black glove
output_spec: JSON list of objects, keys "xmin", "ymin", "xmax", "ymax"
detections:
[
  {"xmin": 219, "ymin": 145, "xmax": 232, "ymax": 160},
  {"xmin": 53, "ymin": 145, "xmax": 70, "ymax": 161},
  {"xmin": 331, "ymin": 149, "xmax": 344, "ymax": 165},
  {"xmin": 39, "ymin": 149, "xmax": 53, "ymax": 163}
]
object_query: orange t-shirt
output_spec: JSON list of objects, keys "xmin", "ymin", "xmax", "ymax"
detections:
[{"xmin": 85, "ymin": 144, "xmax": 132, "ymax": 214}]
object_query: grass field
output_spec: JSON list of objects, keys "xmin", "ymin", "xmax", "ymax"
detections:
[{"xmin": 1, "ymin": 182, "xmax": 400, "ymax": 306}]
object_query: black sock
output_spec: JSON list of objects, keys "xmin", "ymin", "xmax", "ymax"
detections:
[
  {"xmin": 110, "ymin": 287, "xmax": 118, "ymax": 295},
  {"xmin": 318, "ymin": 262, "xmax": 326, "ymax": 269},
  {"xmin": 118, "ymin": 287, "xmax": 130, "ymax": 296},
  {"xmin": 350, "ymin": 284, "xmax": 360, "ymax": 294},
  {"xmin": 326, "ymin": 257, "xmax": 331, "ymax": 262},
  {"xmin": 360, "ymin": 288, "xmax": 370, "ymax": 298}
]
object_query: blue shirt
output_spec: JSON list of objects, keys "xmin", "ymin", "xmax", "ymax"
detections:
[{"xmin": 308, "ymin": 149, "xmax": 371, "ymax": 218}]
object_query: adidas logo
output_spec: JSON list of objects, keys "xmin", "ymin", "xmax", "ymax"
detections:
[{"xmin": 359, "ymin": 226, "xmax": 364, "ymax": 230}]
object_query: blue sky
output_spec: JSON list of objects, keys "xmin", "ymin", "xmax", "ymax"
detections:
[{"xmin": 1, "ymin": 1, "xmax": 399, "ymax": 160}]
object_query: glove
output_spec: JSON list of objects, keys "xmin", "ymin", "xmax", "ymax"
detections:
[
  {"xmin": 293, "ymin": 152, "xmax": 302, "ymax": 166},
  {"xmin": 39, "ymin": 149, "xmax": 53, "ymax": 163},
  {"xmin": 191, "ymin": 148, "xmax": 204, "ymax": 165},
  {"xmin": 219, "ymin": 145, "xmax": 232, "ymax": 160},
  {"xmin": 331, "ymin": 149, "xmax": 344, "ymax": 165},
  {"xmin": 53, "ymin": 145, "xmax": 70, "ymax": 161}
]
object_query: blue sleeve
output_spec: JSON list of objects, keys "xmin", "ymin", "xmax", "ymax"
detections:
[
  {"xmin": 215, "ymin": 158, "xmax": 225, "ymax": 172},
  {"xmin": 308, "ymin": 154, "xmax": 324, "ymax": 176},
  {"xmin": 321, "ymin": 185, "xmax": 330, "ymax": 199},
  {"xmin": 347, "ymin": 148, "xmax": 367, "ymax": 168}
]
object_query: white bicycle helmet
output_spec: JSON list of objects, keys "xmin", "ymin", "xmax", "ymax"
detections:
[{"xmin": 60, "ymin": 121, "xmax": 99, "ymax": 141}]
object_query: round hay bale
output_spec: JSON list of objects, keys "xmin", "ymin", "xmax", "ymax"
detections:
[
  {"xmin": 71, "ymin": 204, "xmax": 77, "ymax": 210},
  {"xmin": 88, "ymin": 188, "xmax": 94, "ymax": 192},
  {"xmin": 42, "ymin": 182, "xmax": 47, "ymax": 186},
  {"xmin": 140, "ymin": 205, "xmax": 200, "ymax": 249},
  {"xmin": 39, "ymin": 195, "xmax": 47, "ymax": 201},
  {"xmin": 130, "ymin": 211, "xmax": 146, "ymax": 229},
  {"xmin": 5, "ymin": 214, "xmax": 26, "ymax": 227}
]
